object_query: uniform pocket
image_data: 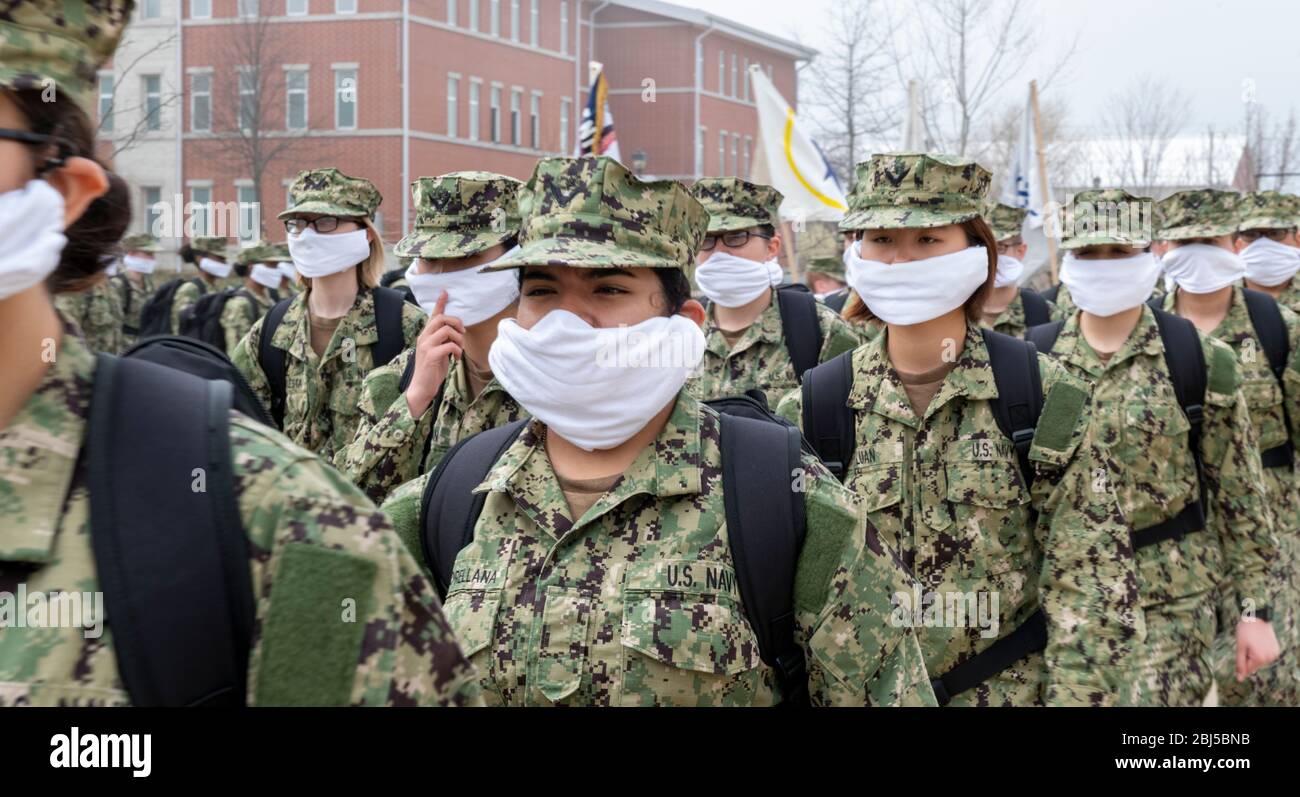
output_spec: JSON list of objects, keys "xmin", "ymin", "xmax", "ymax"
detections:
[
  {"xmin": 1240, "ymin": 377, "xmax": 1288, "ymax": 452},
  {"xmin": 848, "ymin": 441, "xmax": 906, "ymax": 514},
  {"xmin": 533, "ymin": 588, "xmax": 592, "ymax": 703},
  {"xmin": 943, "ymin": 450, "xmax": 1033, "ymax": 578},
  {"xmin": 441, "ymin": 590, "xmax": 500, "ymax": 659},
  {"xmin": 1122, "ymin": 401, "xmax": 1194, "ymax": 480}
]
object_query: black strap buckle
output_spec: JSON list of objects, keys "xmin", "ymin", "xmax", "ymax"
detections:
[
  {"xmin": 1185, "ymin": 403, "xmax": 1204, "ymax": 426},
  {"xmin": 1011, "ymin": 428, "xmax": 1035, "ymax": 447},
  {"xmin": 930, "ymin": 677, "xmax": 952, "ymax": 707}
]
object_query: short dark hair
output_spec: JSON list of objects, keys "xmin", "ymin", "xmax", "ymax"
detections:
[
  {"xmin": 515, "ymin": 266, "xmax": 692, "ymax": 315},
  {"xmin": 233, "ymin": 262, "xmax": 250, "ymax": 278}
]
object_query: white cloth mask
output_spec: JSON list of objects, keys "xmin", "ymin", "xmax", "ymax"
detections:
[
  {"xmin": 1241, "ymin": 236, "xmax": 1300, "ymax": 288},
  {"xmin": 251, "ymin": 263, "xmax": 283, "ymax": 290},
  {"xmin": 0, "ymin": 180, "xmax": 67, "ymax": 300},
  {"xmin": 123, "ymin": 254, "xmax": 156, "ymax": 275},
  {"xmin": 287, "ymin": 226, "xmax": 371, "ymax": 278},
  {"xmin": 1160, "ymin": 244, "xmax": 1246, "ymax": 294},
  {"xmin": 199, "ymin": 256, "xmax": 231, "ymax": 279},
  {"xmin": 277, "ymin": 262, "xmax": 298, "ymax": 280},
  {"xmin": 405, "ymin": 246, "xmax": 522, "ymax": 325},
  {"xmin": 694, "ymin": 252, "xmax": 783, "ymax": 308},
  {"xmin": 489, "ymin": 309, "xmax": 706, "ymax": 451},
  {"xmin": 1060, "ymin": 251, "xmax": 1161, "ymax": 317},
  {"xmin": 994, "ymin": 255, "xmax": 1024, "ymax": 288},
  {"xmin": 846, "ymin": 244, "xmax": 990, "ymax": 325}
]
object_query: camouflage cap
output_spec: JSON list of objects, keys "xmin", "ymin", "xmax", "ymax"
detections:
[
  {"xmin": 0, "ymin": 1, "xmax": 134, "ymax": 115},
  {"xmin": 1059, "ymin": 188, "xmax": 1154, "ymax": 250},
  {"xmin": 485, "ymin": 156, "xmax": 707, "ymax": 272},
  {"xmin": 190, "ymin": 236, "xmax": 230, "ymax": 259},
  {"xmin": 120, "ymin": 232, "xmax": 161, "ymax": 253},
  {"xmin": 1156, "ymin": 189, "xmax": 1240, "ymax": 240},
  {"xmin": 393, "ymin": 172, "xmax": 523, "ymax": 260},
  {"xmin": 278, "ymin": 168, "xmax": 382, "ymax": 220},
  {"xmin": 840, "ymin": 152, "xmax": 991, "ymax": 231},
  {"xmin": 265, "ymin": 243, "xmax": 292, "ymax": 263},
  {"xmin": 690, "ymin": 177, "xmax": 783, "ymax": 233},
  {"xmin": 234, "ymin": 243, "xmax": 276, "ymax": 266},
  {"xmin": 985, "ymin": 203, "xmax": 1029, "ymax": 243},
  {"xmin": 1238, "ymin": 190, "xmax": 1300, "ymax": 232},
  {"xmin": 805, "ymin": 255, "xmax": 845, "ymax": 281}
]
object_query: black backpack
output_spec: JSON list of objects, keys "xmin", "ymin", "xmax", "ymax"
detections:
[
  {"xmin": 137, "ymin": 276, "xmax": 206, "ymax": 337},
  {"xmin": 708, "ymin": 284, "xmax": 823, "ymax": 386},
  {"xmin": 821, "ymin": 287, "xmax": 850, "ymax": 314},
  {"xmin": 111, "ymin": 274, "xmax": 137, "ymax": 336},
  {"xmin": 417, "ymin": 390, "xmax": 814, "ymax": 705},
  {"xmin": 178, "ymin": 288, "xmax": 279, "ymax": 354},
  {"xmin": 85, "ymin": 352, "xmax": 253, "ymax": 706},
  {"xmin": 258, "ymin": 286, "xmax": 409, "ymax": 428},
  {"xmin": 1019, "ymin": 288, "xmax": 1051, "ymax": 328},
  {"xmin": 1027, "ymin": 307, "xmax": 1209, "ymax": 549},
  {"xmin": 120, "ymin": 334, "xmax": 277, "ymax": 427},
  {"xmin": 1040, "ymin": 284, "xmax": 1061, "ymax": 304},
  {"xmin": 380, "ymin": 266, "xmax": 419, "ymax": 306}
]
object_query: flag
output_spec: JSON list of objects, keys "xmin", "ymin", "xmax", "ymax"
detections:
[
  {"xmin": 749, "ymin": 65, "xmax": 847, "ymax": 223},
  {"xmin": 1002, "ymin": 84, "xmax": 1053, "ymax": 282},
  {"xmin": 575, "ymin": 62, "xmax": 621, "ymax": 162}
]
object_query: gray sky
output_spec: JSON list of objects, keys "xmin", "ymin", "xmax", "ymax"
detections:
[{"xmin": 688, "ymin": 0, "xmax": 1300, "ymax": 137}]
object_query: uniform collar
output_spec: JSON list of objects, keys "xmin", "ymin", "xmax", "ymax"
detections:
[
  {"xmin": 703, "ymin": 293, "xmax": 783, "ymax": 359},
  {"xmin": 442, "ymin": 354, "xmax": 510, "ymax": 413},
  {"xmin": 1054, "ymin": 305, "xmax": 1163, "ymax": 377},
  {"xmin": 1163, "ymin": 285, "xmax": 1252, "ymax": 342},
  {"xmin": 994, "ymin": 291, "xmax": 1026, "ymax": 329}
]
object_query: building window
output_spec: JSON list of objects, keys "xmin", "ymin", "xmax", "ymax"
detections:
[
  {"xmin": 237, "ymin": 0, "xmax": 258, "ymax": 18},
  {"xmin": 510, "ymin": 89, "xmax": 521, "ymax": 146},
  {"xmin": 98, "ymin": 73, "xmax": 114, "ymax": 133},
  {"xmin": 237, "ymin": 68, "xmax": 255, "ymax": 131},
  {"xmin": 336, "ymin": 0, "xmax": 357, "ymax": 13},
  {"xmin": 743, "ymin": 58, "xmax": 749, "ymax": 100},
  {"xmin": 142, "ymin": 0, "xmax": 161, "ymax": 18},
  {"xmin": 191, "ymin": 72, "xmax": 210, "ymax": 132},
  {"xmin": 470, "ymin": 0, "xmax": 479, "ymax": 31},
  {"xmin": 144, "ymin": 187, "xmax": 162, "ymax": 236},
  {"xmin": 447, "ymin": 75, "xmax": 459, "ymax": 138},
  {"xmin": 530, "ymin": 93, "xmax": 540, "ymax": 149},
  {"xmin": 191, "ymin": 0, "xmax": 211, "ymax": 19},
  {"xmin": 560, "ymin": 97, "xmax": 571, "ymax": 154},
  {"xmin": 766, "ymin": 64, "xmax": 773, "ymax": 79},
  {"xmin": 143, "ymin": 74, "xmax": 162, "ymax": 131},
  {"xmin": 335, "ymin": 68, "xmax": 357, "ymax": 129},
  {"xmin": 530, "ymin": 0, "xmax": 538, "ymax": 47},
  {"xmin": 238, "ymin": 185, "xmax": 258, "ymax": 243},
  {"xmin": 490, "ymin": 0, "xmax": 500, "ymax": 36},
  {"xmin": 286, "ymin": 69, "xmax": 308, "ymax": 130},
  {"xmin": 732, "ymin": 132, "xmax": 740, "ymax": 178},
  {"xmin": 560, "ymin": 2, "xmax": 568, "ymax": 54},
  {"xmin": 490, "ymin": 85, "xmax": 501, "ymax": 143},
  {"xmin": 718, "ymin": 51, "xmax": 725, "ymax": 94},
  {"xmin": 448, "ymin": 0, "xmax": 456, "ymax": 26},
  {"xmin": 510, "ymin": 0, "xmax": 519, "ymax": 42},
  {"xmin": 469, "ymin": 80, "xmax": 481, "ymax": 140},
  {"xmin": 731, "ymin": 54, "xmax": 737, "ymax": 98},
  {"xmin": 189, "ymin": 186, "xmax": 212, "ymax": 236},
  {"xmin": 743, "ymin": 136, "xmax": 752, "ymax": 179},
  {"xmin": 697, "ymin": 126, "xmax": 706, "ymax": 176},
  {"xmin": 287, "ymin": 0, "xmax": 307, "ymax": 16},
  {"xmin": 718, "ymin": 130, "xmax": 727, "ymax": 176}
]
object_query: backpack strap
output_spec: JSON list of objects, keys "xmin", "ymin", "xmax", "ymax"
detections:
[
  {"xmin": 86, "ymin": 354, "xmax": 252, "ymax": 706},
  {"xmin": 980, "ymin": 328, "xmax": 1043, "ymax": 492},
  {"xmin": 1019, "ymin": 289, "xmax": 1051, "ymax": 328},
  {"xmin": 1242, "ymin": 287, "xmax": 1295, "ymax": 470},
  {"xmin": 1040, "ymin": 284, "xmax": 1061, "ymax": 304},
  {"xmin": 259, "ymin": 297, "xmax": 293, "ymax": 429},
  {"xmin": 371, "ymin": 287, "xmax": 407, "ymax": 368},
  {"xmin": 800, "ymin": 349, "xmax": 856, "ymax": 481},
  {"xmin": 419, "ymin": 419, "xmax": 529, "ymax": 597},
  {"xmin": 930, "ymin": 608, "xmax": 1048, "ymax": 706},
  {"xmin": 1024, "ymin": 319, "xmax": 1065, "ymax": 354},
  {"xmin": 822, "ymin": 288, "xmax": 849, "ymax": 314},
  {"xmin": 774, "ymin": 284, "xmax": 823, "ymax": 384},
  {"xmin": 718, "ymin": 412, "xmax": 809, "ymax": 705}
]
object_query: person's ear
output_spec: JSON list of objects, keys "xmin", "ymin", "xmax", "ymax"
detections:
[
  {"xmin": 678, "ymin": 298, "xmax": 707, "ymax": 327},
  {"xmin": 1014, "ymin": 243, "xmax": 1029, "ymax": 259},
  {"xmin": 1232, "ymin": 235, "xmax": 1247, "ymax": 253},
  {"xmin": 42, "ymin": 156, "xmax": 108, "ymax": 227},
  {"xmin": 768, "ymin": 234, "xmax": 782, "ymax": 260}
]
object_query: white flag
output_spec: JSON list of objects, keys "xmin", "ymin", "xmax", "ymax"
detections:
[
  {"xmin": 749, "ymin": 65, "xmax": 846, "ymax": 223},
  {"xmin": 1002, "ymin": 84, "xmax": 1053, "ymax": 282}
]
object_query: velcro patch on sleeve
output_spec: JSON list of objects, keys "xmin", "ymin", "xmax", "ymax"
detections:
[
  {"xmin": 1207, "ymin": 342, "xmax": 1238, "ymax": 397},
  {"xmin": 1032, "ymin": 380, "xmax": 1087, "ymax": 454},
  {"xmin": 794, "ymin": 490, "xmax": 854, "ymax": 614}
]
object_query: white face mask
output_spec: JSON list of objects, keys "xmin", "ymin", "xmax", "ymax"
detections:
[
  {"xmin": 199, "ymin": 256, "xmax": 232, "ymax": 279},
  {"xmin": 0, "ymin": 179, "xmax": 67, "ymax": 301},
  {"xmin": 694, "ymin": 252, "xmax": 783, "ymax": 308},
  {"xmin": 846, "ymin": 243, "xmax": 990, "ymax": 326},
  {"xmin": 1060, "ymin": 251, "xmax": 1161, "ymax": 317},
  {"xmin": 276, "ymin": 262, "xmax": 298, "ymax": 281},
  {"xmin": 1241, "ymin": 236, "xmax": 1300, "ymax": 287},
  {"xmin": 405, "ymin": 247, "xmax": 522, "ymax": 325},
  {"xmin": 123, "ymin": 254, "xmax": 156, "ymax": 274},
  {"xmin": 287, "ymin": 226, "xmax": 371, "ymax": 278},
  {"xmin": 488, "ymin": 309, "xmax": 706, "ymax": 451},
  {"xmin": 250, "ymin": 263, "xmax": 283, "ymax": 290},
  {"xmin": 994, "ymin": 255, "xmax": 1024, "ymax": 288},
  {"xmin": 1160, "ymin": 243, "xmax": 1246, "ymax": 294}
]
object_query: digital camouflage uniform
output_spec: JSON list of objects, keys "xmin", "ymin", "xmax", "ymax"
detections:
[
  {"xmin": 381, "ymin": 156, "xmax": 937, "ymax": 706},
  {"xmin": 982, "ymin": 203, "xmax": 1054, "ymax": 338},
  {"xmin": 0, "ymin": 0, "xmax": 481, "ymax": 708},
  {"xmin": 221, "ymin": 243, "xmax": 280, "ymax": 354},
  {"xmin": 54, "ymin": 277, "xmax": 124, "ymax": 354},
  {"xmin": 777, "ymin": 154, "xmax": 1145, "ymax": 707},
  {"xmin": 1239, "ymin": 191, "xmax": 1300, "ymax": 315},
  {"xmin": 171, "ymin": 236, "xmax": 230, "ymax": 334},
  {"xmin": 1041, "ymin": 189, "xmax": 1276, "ymax": 706},
  {"xmin": 1157, "ymin": 189, "xmax": 1300, "ymax": 705},
  {"xmin": 112, "ymin": 233, "xmax": 163, "ymax": 346},
  {"xmin": 686, "ymin": 178, "xmax": 866, "ymax": 404},
  {"xmin": 231, "ymin": 169, "xmax": 426, "ymax": 463},
  {"xmin": 1048, "ymin": 282, "xmax": 1079, "ymax": 322},
  {"xmin": 341, "ymin": 172, "xmax": 526, "ymax": 504}
]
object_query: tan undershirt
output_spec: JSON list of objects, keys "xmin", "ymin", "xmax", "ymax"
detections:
[
  {"xmin": 896, "ymin": 360, "xmax": 957, "ymax": 419},
  {"xmin": 555, "ymin": 472, "xmax": 622, "ymax": 522},
  {"xmin": 308, "ymin": 312, "xmax": 344, "ymax": 358},
  {"xmin": 1096, "ymin": 349, "xmax": 1116, "ymax": 365},
  {"xmin": 464, "ymin": 354, "xmax": 493, "ymax": 401},
  {"xmin": 980, "ymin": 310, "xmax": 1003, "ymax": 328},
  {"xmin": 719, "ymin": 325, "xmax": 750, "ymax": 350}
]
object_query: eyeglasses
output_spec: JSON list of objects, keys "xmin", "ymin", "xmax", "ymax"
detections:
[
  {"xmin": 0, "ymin": 128, "xmax": 73, "ymax": 174},
  {"xmin": 699, "ymin": 230, "xmax": 773, "ymax": 250},
  {"xmin": 284, "ymin": 216, "xmax": 354, "ymax": 234}
]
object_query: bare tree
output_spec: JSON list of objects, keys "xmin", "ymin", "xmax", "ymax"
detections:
[
  {"xmin": 1100, "ymin": 75, "xmax": 1191, "ymax": 196},
  {"xmin": 96, "ymin": 29, "xmax": 183, "ymax": 159},
  {"xmin": 979, "ymin": 94, "xmax": 1077, "ymax": 201},
  {"xmin": 799, "ymin": 0, "xmax": 899, "ymax": 189},
  {"xmin": 1244, "ymin": 104, "xmax": 1300, "ymax": 190}
]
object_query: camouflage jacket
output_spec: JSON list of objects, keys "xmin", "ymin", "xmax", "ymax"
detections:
[
  {"xmin": 379, "ymin": 392, "xmax": 937, "ymax": 707},
  {"xmin": 221, "ymin": 287, "xmax": 275, "ymax": 355},
  {"xmin": 111, "ymin": 272, "xmax": 158, "ymax": 344},
  {"xmin": 1048, "ymin": 283, "xmax": 1078, "ymax": 322},
  {"xmin": 231, "ymin": 289, "xmax": 426, "ymax": 463},
  {"xmin": 1273, "ymin": 280, "xmax": 1300, "ymax": 316},
  {"xmin": 983, "ymin": 290, "xmax": 1056, "ymax": 339},
  {"xmin": 0, "ymin": 329, "xmax": 481, "ymax": 707},
  {"xmin": 1042, "ymin": 307, "xmax": 1276, "ymax": 610},
  {"xmin": 54, "ymin": 280, "xmax": 124, "ymax": 355},
  {"xmin": 776, "ymin": 324, "xmax": 1145, "ymax": 706},
  {"xmin": 687, "ymin": 294, "xmax": 866, "ymax": 404},
  {"xmin": 1160, "ymin": 286, "xmax": 1300, "ymax": 540},
  {"xmin": 339, "ymin": 348, "xmax": 526, "ymax": 504},
  {"xmin": 170, "ymin": 277, "xmax": 210, "ymax": 334}
]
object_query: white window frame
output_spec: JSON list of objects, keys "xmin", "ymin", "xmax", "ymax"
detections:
[
  {"xmin": 236, "ymin": 182, "xmax": 258, "ymax": 244},
  {"xmin": 469, "ymin": 78, "xmax": 482, "ymax": 141},
  {"xmin": 490, "ymin": 84, "xmax": 502, "ymax": 143},
  {"xmin": 189, "ymin": 69, "xmax": 212, "ymax": 133},
  {"xmin": 286, "ymin": 0, "xmax": 308, "ymax": 16},
  {"xmin": 718, "ymin": 130, "xmax": 727, "ymax": 176},
  {"xmin": 190, "ymin": 0, "xmax": 211, "ymax": 19},
  {"xmin": 510, "ymin": 0, "xmax": 519, "ymax": 42},
  {"xmin": 718, "ymin": 51, "xmax": 726, "ymax": 95},
  {"xmin": 731, "ymin": 54, "xmax": 737, "ymax": 98},
  {"xmin": 490, "ymin": 0, "xmax": 500, "ymax": 37},
  {"xmin": 697, "ymin": 126, "xmax": 707, "ymax": 176},
  {"xmin": 447, "ymin": 73, "xmax": 460, "ymax": 138},
  {"xmin": 530, "ymin": 0, "xmax": 538, "ymax": 47},
  {"xmin": 448, "ymin": 0, "xmax": 457, "ymax": 26},
  {"xmin": 334, "ymin": 65, "xmax": 358, "ymax": 130},
  {"xmin": 143, "ymin": 186, "xmax": 163, "ymax": 236},
  {"xmin": 510, "ymin": 87, "xmax": 521, "ymax": 146},
  {"xmin": 743, "ymin": 58, "xmax": 749, "ymax": 101},
  {"xmin": 237, "ymin": 0, "xmax": 259, "ymax": 19},
  {"xmin": 142, "ymin": 0, "xmax": 161, "ymax": 19},
  {"xmin": 732, "ymin": 132, "xmax": 740, "ymax": 178},
  {"xmin": 237, "ymin": 66, "xmax": 256, "ymax": 132},
  {"xmin": 559, "ymin": 96, "xmax": 571, "ymax": 154},
  {"xmin": 743, "ymin": 136, "xmax": 752, "ymax": 179},
  {"xmin": 285, "ymin": 66, "xmax": 308, "ymax": 131},
  {"xmin": 188, "ymin": 183, "xmax": 213, "ymax": 237},
  {"xmin": 530, "ymin": 91, "xmax": 541, "ymax": 150},
  {"xmin": 143, "ymin": 73, "xmax": 162, "ymax": 131},
  {"xmin": 559, "ymin": 2, "xmax": 568, "ymax": 54},
  {"xmin": 336, "ymin": 0, "xmax": 357, "ymax": 14},
  {"xmin": 97, "ymin": 72, "xmax": 114, "ymax": 133},
  {"xmin": 470, "ymin": 0, "xmax": 480, "ymax": 32}
]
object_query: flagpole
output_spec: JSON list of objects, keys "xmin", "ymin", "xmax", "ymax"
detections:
[{"xmin": 1029, "ymin": 80, "xmax": 1058, "ymax": 284}]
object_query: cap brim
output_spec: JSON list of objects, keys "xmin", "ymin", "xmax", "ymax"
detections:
[
  {"xmin": 839, "ymin": 207, "xmax": 981, "ymax": 231},
  {"xmin": 1158, "ymin": 223, "xmax": 1238, "ymax": 241},
  {"xmin": 1059, "ymin": 234, "xmax": 1152, "ymax": 250},
  {"xmin": 1238, "ymin": 217, "xmax": 1298, "ymax": 232},
  {"xmin": 706, "ymin": 215, "xmax": 774, "ymax": 233},
  {"xmin": 277, "ymin": 202, "xmax": 368, "ymax": 220},
  {"xmin": 482, "ymin": 237, "xmax": 685, "ymax": 271},
  {"xmin": 394, "ymin": 228, "xmax": 515, "ymax": 259}
]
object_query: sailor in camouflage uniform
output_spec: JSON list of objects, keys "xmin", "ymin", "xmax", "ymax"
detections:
[
  {"xmin": 54, "ymin": 269, "xmax": 125, "ymax": 355},
  {"xmin": 380, "ymin": 156, "xmax": 936, "ymax": 706},
  {"xmin": 112, "ymin": 232, "xmax": 163, "ymax": 346},
  {"xmin": 686, "ymin": 178, "xmax": 865, "ymax": 405},
  {"xmin": 340, "ymin": 173, "xmax": 527, "ymax": 503},
  {"xmin": 172, "ymin": 235, "xmax": 233, "ymax": 333},
  {"xmin": 232, "ymin": 169, "xmax": 426, "ymax": 462},
  {"xmin": 220, "ymin": 242, "xmax": 282, "ymax": 354},
  {"xmin": 778, "ymin": 153, "xmax": 1145, "ymax": 706},
  {"xmin": 0, "ymin": 0, "xmax": 480, "ymax": 707},
  {"xmin": 1034, "ymin": 188, "xmax": 1279, "ymax": 706},
  {"xmin": 1238, "ymin": 190, "xmax": 1300, "ymax": 314},
  {"xmin": 979, "ymin": 202, "xmax": 1054, "ymax": 338}
]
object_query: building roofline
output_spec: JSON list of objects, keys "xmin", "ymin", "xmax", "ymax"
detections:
[{"xmin": 599, "ymin": 0, "xmax": 818, "ymax": 61}]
